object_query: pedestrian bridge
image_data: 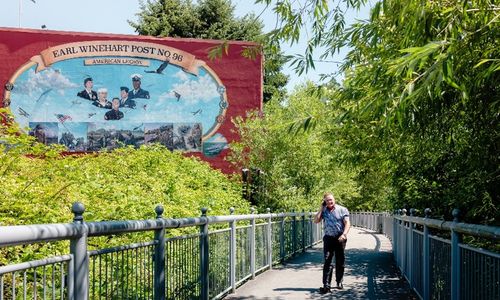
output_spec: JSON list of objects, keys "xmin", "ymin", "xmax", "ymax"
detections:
[
  {"xmin": 225, "ymin": 227, "xmax": 416, "ymax": 299},
  {"xmin": 0, "ymin": 204, "xmax": 498, "ymax": 300}
]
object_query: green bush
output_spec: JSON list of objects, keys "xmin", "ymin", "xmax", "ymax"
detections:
[
  {"xmin": 0, "ymin": 109, "xmax": 250, "ymax": 264},
  {"xmin": 228, "ymin": 83, "xmax": 362, "ymax": 212}
]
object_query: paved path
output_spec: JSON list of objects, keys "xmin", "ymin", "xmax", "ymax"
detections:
[{"xmin": 224, "ymin": 227, "xmax": 417, "ymax": 299}]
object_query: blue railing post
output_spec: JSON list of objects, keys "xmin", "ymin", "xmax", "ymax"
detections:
[
  {"xmin": 266, "ymin": 208, "xmax": 272, "ymax": 269},
  {"xmin": 402, "ymin": 208, "xmax": 407, "ymax": 274},
  {"xmin": 292, "ymin": 210, "xmax": 297, "ymax": 255},
  {"xmin": 200, "ymin": 207, "xmax": 209, "ymax": 300},
  {"xmin": 451, "ymin": 209, "xmax": 462, "ymax": 300},
  {"xmin": 408, "ymin": 208, "xmax": 415, "ymax": 287},
  {"xmin": 279, "ymin": 214, "xmax": 285, "ymax": 262},
  {"xmin": 423, "ymin": 208, "xmax": 431, "ymax": 300},
  {"xmin": 70, "ymin": 202, "xmax": 88, "ymax": 300},
  {"xmin": 392, "ymin": 211, "xmax": 399, "ymax": 267},
  {"xmin": 67, "ymin": 253, "xmax": 74, "ymax": 300},
  {"xmin": 154, "ymin": 205, "xmax": 166, "ymax": 300},
  {"xmin": 250, "ymin": 207, "xmax": 256, "ymax": 279},
  {"xmin": 308, "ymin": 212, "xmax": 312, "ymax": 246},
  {"xmin": 229, "ymin": 207, "xmax": 236, "ymax": 293},
  {"xmin": 378, "ymin": 213, "xmax": 383, "ymax": 233},
  {"xmin": 301, "ymin": 210, "xmax": 305, "ymax": 252}
]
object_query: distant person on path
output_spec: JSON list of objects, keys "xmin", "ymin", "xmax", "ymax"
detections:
[
  {"xmin": 77, "ymin": 77, "xmax": 97, "ymax": 101},
  {"xmin": 314, "ymin": 192, "xmax": 350, "ymax": 294}
]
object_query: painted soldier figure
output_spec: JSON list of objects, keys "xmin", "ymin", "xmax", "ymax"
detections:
[
  {"xmin": 77, "ymin": 77, "xmax": 98, "ymax": 101},
  {"xmin": 119, "ymin": 86, "xmax": 136, "ymax": 109},
  {"xmin": 104, "ymin": 98, "xmax": 124, "ymax": 120},
  {"xmin": 92, "ymin": 88, "xmax": 112, "ymax": 109},
  {"xmin": 128, "ymin": 74, "xmax": 150, "ymax": 100}
]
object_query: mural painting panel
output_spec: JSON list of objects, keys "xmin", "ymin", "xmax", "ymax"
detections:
[
  {"xmin": 6, "ymin": 41, "xmax": 226, "ymax": 154},
  {"xmin": 0, "ymin": 29, "xmax": 263, "ymax": 172}
]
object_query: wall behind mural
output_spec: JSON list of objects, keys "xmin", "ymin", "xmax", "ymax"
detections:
[{"xmin": 0, "ymin": 28, "xmax": 263, "ymax": 172}]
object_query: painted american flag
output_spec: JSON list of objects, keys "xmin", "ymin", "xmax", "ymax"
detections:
[{"xmin": 55, "ymin": 114, "xmax": 72, "ymax": 123}]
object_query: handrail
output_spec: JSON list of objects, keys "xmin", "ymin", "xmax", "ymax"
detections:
[
  {"xmin": 0, "ymin": 255, "xmax": 73, "ymax": 275},
  {"xmin": 0, "ymin": 202, "xmax": 321, "ymax": 300},
  {"xmin": 395, "ymin": 215, "xmax": 500, "ymax": 240},
  {"xmin": 0, "ymin": 223, "xmax": 83, "ymax": 247},
  {"xmin": 351, "ymin": 210, "xmax": 499, "ymax": 300},
  {"xmin": 0, "ymin": 213, "xmax": 316, "ymax": 247}
]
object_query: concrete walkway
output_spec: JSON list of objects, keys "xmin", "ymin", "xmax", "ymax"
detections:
[{"xmin": 224, "ymin": 227, "xmax": 417, "ymax": 299}]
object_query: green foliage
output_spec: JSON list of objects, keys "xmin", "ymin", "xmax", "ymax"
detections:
[
  {"xmin": 130, "ymin": 0, "xmax": 289, "ymax": 102},
  {"xmin": 335, "ymin": 0, "xmax": 499, "ymax": 223},
  {"xmin": 257, "ymin": 0, "xmax": 499, "ymax": 224},
  {"xmin": 256, "ymin": 0, "xmax": 368, "ymax": 75},
  {"xmin": 228, "ymin": 83, "xmax": 367, "ymax": 212},
  {"xmin": 0, "ymin": 109, "xmax": 250, "ymax": 264}
]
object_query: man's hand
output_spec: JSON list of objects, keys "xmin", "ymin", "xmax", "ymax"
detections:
[
  {"xmin": 338, "ymin": 234, "xmax": 347, "ymax": 241},
  {"xmin": 314, "ymin": 203, "xmax": 324, "ymax": 224}
]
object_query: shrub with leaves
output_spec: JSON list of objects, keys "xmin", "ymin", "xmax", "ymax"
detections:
[
  {"xmin": 0, "ymin": 109, "xmax": 250, "ymax": 264},
  {"xmin": 228, "ymin": 83, "xmax": 363, "ymax": 212}
]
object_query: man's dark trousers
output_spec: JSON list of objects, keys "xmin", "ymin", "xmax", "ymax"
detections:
[{"xmin": 322, "ymin": 235, "xmax": 347, "ymax": 287}]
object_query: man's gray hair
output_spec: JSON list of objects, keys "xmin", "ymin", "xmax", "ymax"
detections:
[{"xmin": 323, "ymin": 192, "xmax": 335, "ymax": 200}]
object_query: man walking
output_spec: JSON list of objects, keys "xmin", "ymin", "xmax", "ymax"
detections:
[{"xmin": 314, "ymin": 192, "xmax": 350, "ymax": 294}]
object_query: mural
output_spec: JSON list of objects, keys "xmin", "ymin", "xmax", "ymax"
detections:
[
  {"xmin": 6, "ymin": 41, "xmax": 227, "ymax": 153},
  {"xmin": 0, "ymin": 29, "xmax": 264, "ymax": 172},
  {"xmin": 203, "ymin": 133, "xmax": 229, "ymax": 157}
]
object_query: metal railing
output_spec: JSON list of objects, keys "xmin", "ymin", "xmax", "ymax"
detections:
[
  {"xmin": 351, "ymin": 210, "xmax": 500, "ymax": 300},
  {"xmin": 0, "ymin": 203, "xmax": 322, "ymax": 300}
]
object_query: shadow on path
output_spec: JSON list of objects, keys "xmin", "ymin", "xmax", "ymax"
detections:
[{"xmin": 224, "ymin": 228, "xmax": 418, "ymax": 299}]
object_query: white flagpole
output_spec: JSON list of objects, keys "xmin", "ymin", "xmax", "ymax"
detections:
[
  {"xmin": 19, "ymin": 0, "xmax": 37, "ymax": 28},
  {"xmin": 18, "ymin": 0, "xmax": 22, "ymax": 27}
]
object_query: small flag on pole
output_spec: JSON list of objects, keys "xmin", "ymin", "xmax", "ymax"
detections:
[{"xmin": 55, "ymin": 114, "xmax": 72, "ymax": 123}]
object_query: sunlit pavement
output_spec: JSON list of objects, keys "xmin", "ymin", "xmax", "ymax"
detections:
[{"xmin": 224, "ymin": 227, "xmax": 418, "ymax": 299}]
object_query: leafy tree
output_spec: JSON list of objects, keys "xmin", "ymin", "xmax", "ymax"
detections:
[
  {"xmin": 228, "ymin": 83, "xmax": 369, "ymax": 212},
  {"xmin": 335, "ymin": 0, "xmax": 499, "ymax": 223},
  {"xmin": 263, "ymin": 52, "xmax": 289, "ymax": 102},
  {"xmin": 237, "ymin": 0, "xmax": 499, "ymax": 223},
  {"xmin": 130, "ymin": 0, "xmax": 289, "ymax": 102}
]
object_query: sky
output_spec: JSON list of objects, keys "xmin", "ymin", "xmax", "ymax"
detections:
[{"xmin": 1, "ymin": 0, "xmax": 372, "ymax": 91}]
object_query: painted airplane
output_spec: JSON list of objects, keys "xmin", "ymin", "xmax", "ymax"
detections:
[
  {"xmin": 144, "ymin": 60, "xmax": 169, "ymax": 74},
  {"xmin": 18, "ymin": 107, "xmax": 30, "ymax": 118}
]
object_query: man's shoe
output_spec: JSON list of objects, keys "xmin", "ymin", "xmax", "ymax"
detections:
[
  {"xmin": 319, "ymin": 286, "xmax": 331, "ymax": 294},
  {"xmin": 336, "ymin": 282, "xmax": 344, "ymax": 289}
]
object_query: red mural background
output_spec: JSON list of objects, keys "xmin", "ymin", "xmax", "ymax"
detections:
[{"xmin": 0, "ymin": 27, "xmax": 263, "ymax": 173}]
